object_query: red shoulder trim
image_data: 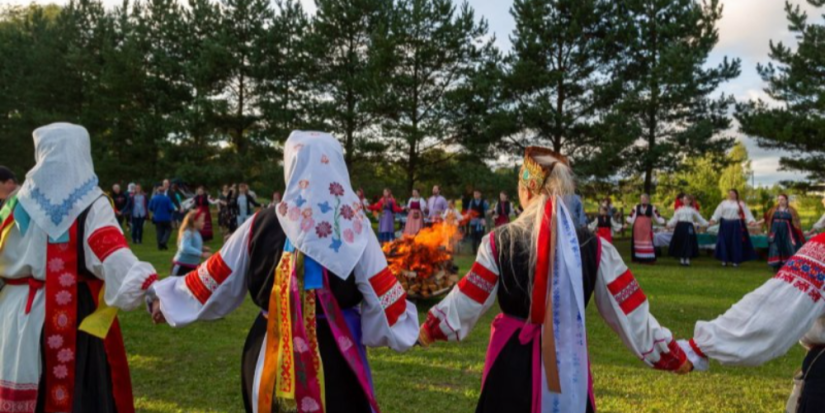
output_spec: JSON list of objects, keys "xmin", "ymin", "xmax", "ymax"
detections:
[{"xmin": 87, "ymin": 226, "xmax": 128, "ymax": 261}]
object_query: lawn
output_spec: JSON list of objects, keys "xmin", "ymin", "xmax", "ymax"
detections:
[{"xmin": 121, "ymin": 224, "xmax": 801, "ymax": 413}]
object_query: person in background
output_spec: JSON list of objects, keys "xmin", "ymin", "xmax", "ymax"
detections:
[
  {"xmin": 426, "ymin": 185, "xmax": 448, "ymax": 224},
  {"xmin": 563, "ymin": 191, "xmax": 587, "ymax": 229},
  {"xmin": 760, "ymin": 194, "xmax": 805, "ymax": 270},
  {"xmin": 171, "ymin": 210, "xmax": 212, "ymax": 276},
  {"xmin": 129, "ymin": 184, "xmax": 149, "ymax": 244},
  {"xmin": 667, "ymin": 194, "xmax": 709, "ymax": 267},
  {"xmin": 170, "ymin": 182, "xmax": 185, "ymax": 228},
  {"xmin": 369, "ymin": 188, "xmax": 404, "ymax": 243},
  {"xmin": 149, "ymin": 187, "xmax": 177, "ymax": 250},
  {"xmin": 111, "ymin": 183, "xmax": 129, "ymax": 228},
  {"xmin": 589, "ymin": 205, "xmax": 623, "ymax": 244},
  {"xmin": 442, "ymin": 199, "xmax": 464, "ymax": 227},
  {"xmin": 235, "ymin": 183, "xmax": 260, "ymax": 226},
  {"xmin": 627, "ymin": 193, "xmax": 666, "ymax": 264},
  {"xmin": 806, "ymin": 195, "xmax": 825, "ymax": 237},
  {"xmin": 192, "ymin": 186, "xmax": 219, "ymax": 242},
  {"xmin": 0, "ymin": 166, "xmax": 18, "ymax": 209},
  {"xmin": 268, "ymin": 191, "xmax": 281, "ymax": 208},
  {"xmin": 708, "ymin": 189, "xmax": 758, "ymax": 268},
  {"xmin": 492, "ymin": 191, "xmax": 514, "ymax": 227},
  {"xmin": 404, "ymin": 188, "xmax": 426, "ymax": 235},
  {"xmin": 357, "ymin": 188, "xmax": 371, "ymax": 220},
  {"xmin": 602, "ymin": 197, "xmax": 617, "ymax": 218},
  {"xmin": 467, "ymin": 189, "xmax": 489, "ymax": 253},
  {"xmin": 218, "ymin": 184, "xmax": 236, "ymax": 237}
]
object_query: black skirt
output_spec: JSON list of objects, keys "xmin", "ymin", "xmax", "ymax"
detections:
[
  {"xmin": 241, "ymin": 313, "xmax": 371, "ymax": 413},
  {"xmin": 669, "ymin": 222, "xmax": 700, "ymax": 259},
  {"xmin": 798, "ymin": 347, "xmax": 825, "ymax": 413},
  {"xmin": 476, "ymin": 332, "xmax": 595, "ymax": 413},
  {"xmin": 36, "ymin": 283, "xmax": 117, "ymax": 413}
]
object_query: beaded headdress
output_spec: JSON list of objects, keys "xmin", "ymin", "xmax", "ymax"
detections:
[{"xmin": 519, "ymin": 147, "xmax": 568, "ymax": 195}]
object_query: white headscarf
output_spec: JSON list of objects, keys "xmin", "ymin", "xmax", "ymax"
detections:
[
  {"xmin": 276, "ymin": 131, "xmax": 370, "ymax": 279},
  {"xmin": 16, "ymin": 123, "xmax": 104, "ymax": 240}
]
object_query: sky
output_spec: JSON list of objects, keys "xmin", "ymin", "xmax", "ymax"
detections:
[{"xmin": 8, "ymin": 0, "xmax": 822, "ymax": 185}]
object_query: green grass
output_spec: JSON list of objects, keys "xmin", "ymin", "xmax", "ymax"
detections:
[{"xmin": 121, "ymin": 224, "xmax": 800, "ymax": 413}]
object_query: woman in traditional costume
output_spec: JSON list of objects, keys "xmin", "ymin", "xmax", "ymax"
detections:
[
  {"xmin": 404, "ymin": 189, "xmax": 425, "ymax": 236},
  {"xmin": 150, "ymin": 131, "xmax": 419, "ymax": 413},
  {"xmin": 761, "ymin": 194, "xmax": 805, "ymax": 270},
  {"xmin": 667, "ymin": 194, "xmax": 708, "ymax": 267},
  {"xmin": 626, "ymin": 194, "xmax": 665, "ymax": 263},
  {"xmin": 0, "ymin": 123, "xmax": 159, "ymax": 413},
  {"xmin": 709, "ymin": 189, "xmax": 758, "ymax": 267},
  {"xmin": 492, "ymin": 192, "xmax": 514, "ymax": 227},
  {"xmin": 192, "ymin": 186, "xmax": 218, "ymax": 242},
  {"xmin": 419, "ymin": 147, "xmax": 691, "ymax": 413},
  {"xmin": 368, "ymin": 189, "xmax": 404, "ymax": 243},
  {"xmin": 588, "ymin": 205, "xmax": 623, "ymax": 243},
  {"xmin": 680, "ymin": 232, "xmax": 825, "ymax": 413}
]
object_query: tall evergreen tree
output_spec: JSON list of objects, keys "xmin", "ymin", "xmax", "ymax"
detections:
[
  {"xmin": 736, "ymin": 0, "xmax": 825, "ymax": 181},
  {"xmin": 310, "ymin": 0, "xmax": 393, "ymax": 168},
  {"xmin": 615, "ymin": 0, "xmax": 741, "ymax": 193},
  {"xmin": 503, "ymin": 0, "xmax": 632, "ymax": 176},
  {"xmin": 382, "ymin": 0, "xmax": 495, "ymax": 190}
]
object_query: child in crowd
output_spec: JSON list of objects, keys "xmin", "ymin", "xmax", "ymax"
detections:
[
  {"xmin": 171, "ymin": 210, "xmax": 212, "ymax": 276},
  {"xmin": 589, "ymin": 205, "xmax": 623, "ymax": 243}
]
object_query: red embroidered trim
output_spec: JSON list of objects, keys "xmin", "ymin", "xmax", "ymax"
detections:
[
  {"xmin": 87, "ymin": 226, "xmax": 128, "ymax": 261},
  {"xmin": 652, "ymin": 340, "xmax": 687, "ymax": 371},
  {"xmin": 45, "ymin": 223, "xmax": 78, "ymax": 412},
  {"xmin": 141, "ymin": 274, "xmax": 158, "ymax": 291},
  {"xmin": 773, "ymin": 250, "xmax": 825, "ymax": 303},
  {"xmin": 458, "ymin": 263, "xmax": 498, "ymax": 304},
  {"xmin": 368, "ymin": 268, "xmax": 397, "ymax": 297},
  {"xmin": 369, "ymin": 268, "xmax": 407, "ymax": 326},
  {"xmin": 607, "ymin": 270, "xmax": 647, "ymax": 315},
  {"xmin": 689, "ymin": 339, "xmax": 707, "ymax": 359},
  {"xmin": 423, "ymin": 312, "xmax": 448, "ymax": 342},
  {"xmin": 184, "ymin": 269, "xmax": 212, "ymax": 305},
  {"xmin": 205, "ymin": 254, "xmax": 232, "ymax": 284},
  {"xmin": 0, "ymin": 380, "xmax": 38, "ymax": 413}
]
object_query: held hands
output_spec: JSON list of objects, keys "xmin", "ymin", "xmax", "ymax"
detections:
[
  {"xmin": 677, "ymin": 339, "xmax": 709, "ymax": 373},
  {"xmin": 150, "ymin": 299, "xmax": 166, "ymax": 324}
]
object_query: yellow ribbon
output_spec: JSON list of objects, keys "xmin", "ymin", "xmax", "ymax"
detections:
[
  {"xmin": 78, "ymin": 286, "xmax": 119, "ymax": 339},
  {"xmin": 259, "ymin": 252, "xmax": 296, "ymax": 413}
]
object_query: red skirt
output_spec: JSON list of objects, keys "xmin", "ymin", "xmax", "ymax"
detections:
[{"xmin": 596, "ymin": 227, "xmax": 613, "ymax": 243}]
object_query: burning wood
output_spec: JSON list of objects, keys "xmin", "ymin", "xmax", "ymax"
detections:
[{"xmin": 382, "ymin": 223, "xmax": 463, "ymax": 298}]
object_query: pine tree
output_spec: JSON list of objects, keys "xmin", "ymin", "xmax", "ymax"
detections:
[
  {"xmin": 615, "ymin": 0, "xmax": 741, "ymax": 193},
  {"xmin": 503, "ymin": 0, "xmax": 632, "ymax": 177},
  {"xmin": 382, "ymin": 0, "xmax": 495, "ymax": 190},
  {"xmin": 736, "ymin": 0, "xmax": 825, "ymax": 181},
  {"xmin": 310, "ymin": 0, "xmax": 393, "ymax": 168}
]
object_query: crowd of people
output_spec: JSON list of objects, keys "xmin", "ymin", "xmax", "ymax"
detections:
[{"xmin": 5, "ymin": 123, "xmax": 825, "ymax": 413}]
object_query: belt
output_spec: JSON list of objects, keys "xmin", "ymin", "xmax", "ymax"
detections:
[{"xmin": 3, "ymin": 276, "xmax": 44, "ymax": 314}]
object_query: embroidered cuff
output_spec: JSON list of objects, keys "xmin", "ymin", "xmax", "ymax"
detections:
[{"xmin": 141, "ymin": 274, "xmax": 158, "ymax": 291}]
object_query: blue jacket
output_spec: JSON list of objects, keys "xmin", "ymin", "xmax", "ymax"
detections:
[
  {"xmin": 173, "ymin": 230, "xmax": 203, "ymax": 266},
  {"xmin": 149, "ymin": 194, "xmax": 176, "ymax": 223},
  {"xmin": 563, "ymin": 194, "xmax": 588, "ymax": 228}
]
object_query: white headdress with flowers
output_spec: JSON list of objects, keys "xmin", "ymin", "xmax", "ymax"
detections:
[{"xmin": 276, "ymin": 131, "xmax": 370, "ymax": 279}]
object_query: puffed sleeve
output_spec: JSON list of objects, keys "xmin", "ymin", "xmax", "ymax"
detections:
[
  {"xmin": 153, "ymin": 215, "xmax": 256, "ymax": 327},
  {"xmin": 667, "ymin": 212, "xmax": 678, "ymax": 228},
  {"xmin": 813, "ymin": 214, "xmax": 825, "ymax": 231},
  {"xmin": 740, "ymin": 202, "xmax": 756, "ymax": 224},
  {"xmin": 588, "ymin": 218, "xmax": 598, "ymax": 231},
  {"xmin": 83, "ymin": 198, "xmax": 158, "ymax": 311},
  {"xmin": 626, "ymin": 206, "xmax": 637, "ymax": 224},
  {"xmin": 690, "ymin": 235, "xmax": 825, "ymax": 367},
  {"xmin": 711, "ymin": 203, "xmax": 724, "ymax": 222},
  {"xmin": 693, "ymin": 209, "xmax": 709, "ymax": 227},
  {"xmin": 420, "ymin": 234, "xmax": 498, "ymax": 344},
  {"xmin": 594, "ymin": 241, "xmax": 688, "ymax": 371},
  {"xmin": 611, "ymin": 218, "xmax": 623, "ymax": 233},
  {"xmin": 353, "ymin": 231, "xmax": 419, "ymax": 352}
]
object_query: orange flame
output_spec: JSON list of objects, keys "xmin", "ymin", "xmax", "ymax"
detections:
[{"xmin": 382, "ymin": 223, "xmax": 463, "ymax": 281}]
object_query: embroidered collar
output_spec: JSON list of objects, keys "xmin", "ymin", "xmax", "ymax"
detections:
[{"xmin": 30, "ymin": 177, "xmax": 98, "ymax": 226}]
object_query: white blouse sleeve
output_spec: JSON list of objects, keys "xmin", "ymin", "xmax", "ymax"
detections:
[
  {"xmin": 83, "ymin": 198, "xmax": 158, "ymax": 311},
  {"xmin": 653, "ymin": 206, "xmax": 666, "ymax": 225},
  {"xmin": 626, "ymin": 207, "xmax": 637, "ymax": 225},
  {"xmin": 421, "ymin": 234, "xmax": 498, "ymax": 343},
  {"xmin": 711, "ymin": 203, "xmax": 724, "ymax": 222},
  {"xmin": 813, "ymin": 214, "xmax": 825, "ymax": 231},
  {"xmin": 693, "ymin": 210, "xmax": 709, "ymax": 227},
  {"xmin": 691, "ymin": 236, "xmax": 825, "ymax": 366},
  {"xmin": 612, "ymin": 218, "xmax": 623, "ymax": 233},
  {"xmin": 154, "ymin": 216, "xmax": 256, "ymax": 327},
  {"xmin": 588, "ymin": 218, "xmax": 598, "ymax": 232},
  {"xmin": 353, "ymin": 231, "xmax": 419, "ymax": 352},
  {"xmin": 741, "ymin": 202, "xmax": 756, "ymax": 224},
  {"xmin": 594, "ymin": 241, "xmax": 688, "ymax": 371},
  {"xmin": 667, "ymin": 213, "xmax": 678, "ymax": 228}
]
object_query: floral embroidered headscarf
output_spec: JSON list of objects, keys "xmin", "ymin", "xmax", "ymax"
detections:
[
  {"xmin": 17, "ymin": 123, "xmax": 104, "ymax": 240},
  {"xmin": 276, "ymin": 131, "xmax": 370, "ymax": 279}
]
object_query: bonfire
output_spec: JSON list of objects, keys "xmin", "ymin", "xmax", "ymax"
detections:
[{"xmin": 382, "ymin": 223, "xmax": 462, "ymax": 298}]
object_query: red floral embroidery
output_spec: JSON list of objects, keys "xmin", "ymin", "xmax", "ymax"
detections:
[
  {"xmin": 315, "ymin": 221, "xmax": 332, "ymax": 238},
  {"xmin": 184, "ymin": 254, "xmax": 232, "ymax": 304},
  {"xmin": 369, "ymin": 268, "xmax": 407, "ymax": 326},
  {"xmin": 87, "ymin": 226, "xmax": 128, "ymax": 261},
  {"xmin": 329, "ymin": 182, "xmax": 344, "ymax": 197},
  {"xmin": 457, "ymin": 263, "xmax": 498, "ymax": 305},
  {"xmin": 0, "ymin": 380, "xmax": 38, "ymax": 413}
]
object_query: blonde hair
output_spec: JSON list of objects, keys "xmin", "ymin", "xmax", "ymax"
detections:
[
  {"xmin": 500, "ymin": 152, "xmax": 575, "ymax": 292},
  {"xmin": 178, "ymin": 210, "xmax": 202, "ymax": 245}
]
